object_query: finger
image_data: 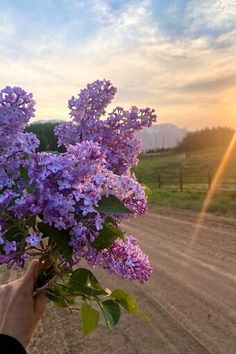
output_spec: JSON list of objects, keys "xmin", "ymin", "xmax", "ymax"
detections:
[
  {"xmin": 22, "ymin": 260, "xmax": 39, "ymax": 294},
  {"xmin": 35, "ymin": 292, "xmax": 48, "ymax": 317}
]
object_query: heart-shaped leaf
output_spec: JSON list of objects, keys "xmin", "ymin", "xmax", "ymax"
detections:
[
  {"xmin": 68, "ymin": 268, "xmax": 107, "ymax": 297},
  {"xmin": 92, "ymin": 218, "xmax": 124, "ymax": 250},
  {"xmin": 110, "ymin": 289, "xmax": 137, "ymax": 313},
  {"xmin": 81, "ymin": 302, "xmax": 99, "ymax": 336},
  {"xmin": 101, "ymin": 299, "xmax": 121, "ymax": 329}
]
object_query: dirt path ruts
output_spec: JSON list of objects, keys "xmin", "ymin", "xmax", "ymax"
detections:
[{"xmin": 1, "ymin": 206, "xmax": 235, "ymax": 353}]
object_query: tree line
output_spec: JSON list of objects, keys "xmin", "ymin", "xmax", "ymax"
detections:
[
  {"xmin": 175, "ymin": 126, "xmax": 235, "ymax": 152},
  {"xmin": 25, "ymin": 122, "xmax": 60, "ymax": 152},
  {"xmin": 25, "ymin": 122, "xmax": 235, "ymax": 153}
]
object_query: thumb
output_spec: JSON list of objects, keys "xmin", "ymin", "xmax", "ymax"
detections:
[{"xmin": 22, "ymin": 260, "xmax": 39, "ymax": 294}]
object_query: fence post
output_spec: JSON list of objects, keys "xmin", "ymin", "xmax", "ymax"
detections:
[
  {"xmin": 208, "ymin": 172, "xmax": 212, "ymax": 190},
  {"xmin": 158, "ymin": 173, "xmax": 161, "ymax": 189},
  {"xmin": 179, "ymin": 173, "xmax": 183, "ymax": 192}
]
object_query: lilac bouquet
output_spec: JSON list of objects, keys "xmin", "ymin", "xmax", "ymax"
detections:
[{"xmin": 0, "ymin": 80, "xmax": 156, "ymax": 334}]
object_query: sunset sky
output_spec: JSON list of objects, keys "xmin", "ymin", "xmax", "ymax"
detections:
[{"xmin": 0, "ymin": 0, "xmax": 236, "ymax": 130}]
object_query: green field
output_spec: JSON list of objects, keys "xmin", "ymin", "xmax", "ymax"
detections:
[{"xmin": 134, "ymin": 146, "xmax": 236, "ymax": 218}]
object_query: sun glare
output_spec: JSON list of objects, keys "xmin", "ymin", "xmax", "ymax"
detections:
[{"xmin": 190, "ymin": 131, "xmax": 236, "ymax": 246}]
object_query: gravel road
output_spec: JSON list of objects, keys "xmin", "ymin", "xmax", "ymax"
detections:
[{"xmin": 2, "ymin": 206, "xmax": 236, "ymax": 354}]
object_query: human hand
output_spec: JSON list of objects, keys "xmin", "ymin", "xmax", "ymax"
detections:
[{"xmin": 0, "ymin": 260, "xmax": 47, "ymax": 349}]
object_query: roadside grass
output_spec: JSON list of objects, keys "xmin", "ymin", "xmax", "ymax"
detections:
[
  {"xmin": 150, "ymin": 188, "xmax": 236, "ymax": 218},
  {"xmin": 134, "ymin": 146, "xmax": 236, "ymax": 218}
]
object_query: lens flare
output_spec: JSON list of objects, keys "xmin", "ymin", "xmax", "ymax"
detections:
[{"xmin": 190, "ymin": 131, "xmax": 236, "ymax": 246}]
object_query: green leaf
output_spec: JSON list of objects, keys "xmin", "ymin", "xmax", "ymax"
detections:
[
  {"xmin": 55, "ymin": 284, "xmax": 75, "ymax": 304},
  {"xmin": 26, "ymin": 185, "xmax": 33, "ymax": 194},
  {"xmin": 101, "ymin": 299, "xmax": 121, "ymax": 330},
  {"xmin": 68, "ymin": 268, "xmax": 107, "ymax": 297},
  {"xmin": 83, "ymin": 287, "xmax": 108, "ymax": 297},
  {"xmin": 47, "ymin": 289, "xmax": 67, "ymax": 308},
  {"xmin": 69, "ymin": 268, "xmax": 101, "ymax": 289},
  {"xmin": 92, "ymin": 219, "xmax": 124, "ymax": 250},
  {"xmin": 110, "ymin": 289, "xmax": 137, "ymax": 313},
  {"xmin": 37, "ymin": 222, "xmax": 54, "ymax": 239},
  {"xmin": 47, "ymin": 288, "xmax": 74, "ymax": 308},
  {"xmin": 81, "ymin": 302, "xmax": 99, "ymax": 336},
  {"xmin": 38, "ymin": 223, "xmax": 73, "ymax": 263},
  {"xmin": 37, "ymin": 222, "xmax": 51, "ymax": 235},
  {"xmin": 110, "ymin": 289, "xmax": 149, "ymax": 322},
  {"xmin": 104, "ymin": 216, "xmax": 117, "ymax": 225},
  {"xmin": 4, "ymin": 225, "xmax": 24, "ymax": 242},
  {"xmin": 36, "ymin": 266, "xmax": 56, "ymax": 288},
  {"xmin": 24, "ymin": 215, "xmax": 36, "ymax": 227},
  {"xmin": 97, "ymin": 195, "xmax": 129, "ymax": 214},
  {"xmin": 20, "ymin": 166, "xmax": 29, "ymax": 180},
  {"xmin": 135, "ymin": 309, "xmax": 150, "ymax": 322},
  {"xmin": 142, "ymin": 184, "xmax": 153, "ymax": 203},
  {"xmin": 22, "ymin": 153, "xmax": 30, "ymax": 160}
]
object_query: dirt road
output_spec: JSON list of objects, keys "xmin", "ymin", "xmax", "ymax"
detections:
[{"xmin": 3, "ymin": 206, "xmax": 236, "ymax": 353}]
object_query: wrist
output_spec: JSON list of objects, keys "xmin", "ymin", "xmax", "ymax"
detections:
[{"xmin": 0, "ymin": 326, "xmax": 30, "ymax": 349}]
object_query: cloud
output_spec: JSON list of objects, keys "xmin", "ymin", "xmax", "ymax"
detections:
[
  {"xmin": 0, "ymin": 14, "xmax": 15, "ymax": 37},
  {"xmin": 179, "ymin": 74, "xmax": 236, "ymax": 93},
  {"xmin": 186, "ymin": 0, "xmax": 236, "ymax": 31}
]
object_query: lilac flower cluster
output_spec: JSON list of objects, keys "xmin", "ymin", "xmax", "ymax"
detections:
[
  {"xmin": 0, "ymin": 86, "xmax": 39, "ymax": 191},
  {"xmin": 0, "ymin": 80, "xmax": 156, "ymax": 282},
  {"xmin": 55, "ymin": 80, "xmax": 156, "ymax": 175},
  {"xmin": 85, "ymin": 236, "xmax": 152, "ymax": 283}
]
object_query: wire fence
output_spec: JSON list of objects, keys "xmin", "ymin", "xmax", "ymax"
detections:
[{"xmin": 140, "ymin": 173, "xmax": 236, "ymax": 193}]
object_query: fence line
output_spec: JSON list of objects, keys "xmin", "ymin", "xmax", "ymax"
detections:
[{"xmin": 139, "ymin": 172, "xmax": 236, "ymax": 193}]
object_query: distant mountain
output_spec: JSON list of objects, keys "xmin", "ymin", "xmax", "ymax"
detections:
[{"xmin": 137, "ymin": 124, "xmax": 188, "ymax": 152}]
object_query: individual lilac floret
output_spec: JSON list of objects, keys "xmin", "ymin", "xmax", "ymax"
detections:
[
  {"xmin": 4, "ymin": 241, "xmax": 17, "ymax": 255},
  {"xmin": 85, "ymin": 236, "xmax": 152, "ymax": 283},
  {"xmin": 25, "ymin": 232, "xmax": 42, "ymax": 247}
]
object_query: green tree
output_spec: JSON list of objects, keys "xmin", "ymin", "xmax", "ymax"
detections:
[
  {"xmin": 24, "ymin": 122, "xmax": 63, "ymax": 152},
  {"xmin": 176, "ymin": 126, "xmax": 235, "ymax": 152}
]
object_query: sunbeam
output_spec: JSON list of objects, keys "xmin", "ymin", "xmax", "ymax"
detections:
[{"xmin": 190, "ymin": 131, "xmax": 236, "ymax": 246}]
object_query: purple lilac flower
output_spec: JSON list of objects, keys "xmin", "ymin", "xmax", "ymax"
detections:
[
  {"xmin": 25, "ymin": 232, "xmax": 42, "ymax": 247},
  {"xmin": 13, "ymin": 253, "xmax": 29, "ymax": 269},
  {"xmin": 68, "ymin": 80, "xmax": 116, "ymax": 122},
  {"xmin": 4, "ymin": 241, "xmax": 17, "ymax": 255},
  {"xmin": 0, "ymin": 86, "xmax": 39, "ymax": 210},
  {"xmin": 0, "ymin": 86, "xmax": 35, "ymax": 135},
  {"xmin": 0, "ymin": 225, "xmax": 4, "ymax": 245},
  {"xmin": 0, "ymin": 80, "xmax": 156, "ymax": 282},
  {"xmin": 0, "ymin": 254, "xmax": 15, "ymax": 266},
  {"xmin": 84, "ymin": 236, "xmax": 152, "ymax": 283},
  {"xmin": 55, "ymin": 79, "xmax": 157, "ymax": 175}
]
